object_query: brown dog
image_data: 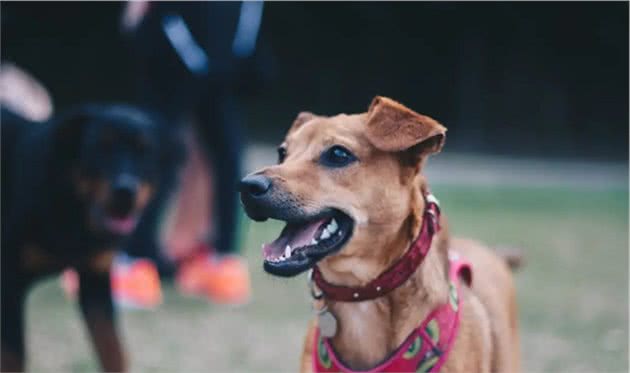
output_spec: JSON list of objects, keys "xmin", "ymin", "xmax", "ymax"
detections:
[{"xmin": 240, "ymin": 96, "xmax": 520, "ymax": 372}]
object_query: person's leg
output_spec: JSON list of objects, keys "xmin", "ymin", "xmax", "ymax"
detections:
[
  {"xmin": 174, "ymin": 86, "xmax": 250, "ymax": 304},
  {"xmin": 195, "ymin": 88, "xmax": 243, "ymax": 256},
  {"xmin": 117, "ymin": 2, "xmax": 254, "ymax": 305},
  {"xmin": 121, "ymin": 5, "xmax": 194, "ymax": 278},
  {"xmin": 163, "ymin": 131, "xmax": 211, "ymax": 259}
]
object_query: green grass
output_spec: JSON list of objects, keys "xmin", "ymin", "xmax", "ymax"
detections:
[{"xmin": 25, "ymin": 186, "xmax": 628, "ymax": 372}]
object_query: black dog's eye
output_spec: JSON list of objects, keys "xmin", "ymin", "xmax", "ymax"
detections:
[
  {"xmin": 277, "ymin": 146, "xmax": 287, "ymax": 164},
  {"xmin": 320, "ymin": 145, "xmax": 357, "ymax": 168}
]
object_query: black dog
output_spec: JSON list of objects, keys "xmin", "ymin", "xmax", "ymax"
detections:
[{"xmin": 1, "ymin": 104, "xmax": 173, "ymax": 372}]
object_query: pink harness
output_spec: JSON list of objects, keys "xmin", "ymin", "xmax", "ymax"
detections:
[{"xmin": 313, "ymin": 253, "xmax": 472, "ymax": 373}]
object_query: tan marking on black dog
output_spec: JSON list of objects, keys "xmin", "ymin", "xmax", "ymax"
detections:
[
  {"xmin": 21, "ymin": 244, "xmax": 58, "ymax": 273},
  {"xmin": 87, "ymin": 250, "xmax": 117, "ymax": 273}
]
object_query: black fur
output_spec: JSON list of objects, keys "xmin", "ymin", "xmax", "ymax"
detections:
[{"xmin": 1, "ymin": 104, "xmax": 173, "ymax": 371}]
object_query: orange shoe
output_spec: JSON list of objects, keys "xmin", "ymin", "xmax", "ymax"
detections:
[
  {"xmin": 176, "ymin": 249, "xmax": 251, "ymax": 305},
  {"xmin": 204, "ymin": 254, "xmax": 252, "ymax": 305},
  {"xmin": 176, "ymin": 252, "xmax": 213, "ymax": 296},
  {"xmin": 111, "ymin": 254, "xmax": 163, "ymax": 309}
]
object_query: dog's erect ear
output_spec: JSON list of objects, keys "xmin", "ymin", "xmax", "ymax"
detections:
[
  {"xmin": 365, "ymin": 96, "xmax": 446, "ymax": 155},
  {"xmin": 287, "ymin": 111, "xmax": 317, "ymax": 136}
]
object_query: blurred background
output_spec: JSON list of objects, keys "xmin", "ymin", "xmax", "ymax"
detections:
[{"xmin": 1, "ymin": 1, "xmax": 628, "ymax": 372}]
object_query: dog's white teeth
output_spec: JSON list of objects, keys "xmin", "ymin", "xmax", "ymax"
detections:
[
  {"xmin": 320, "ymin": 229, "xmax": 331, "ymax": 240},
  {"xmin": 311, "ymin": 238, "xmax": 318, "ymax": 245},
  {"xmin": 327, "ymin": 218, "xmax": 338, "ymax": 233},
  {"xmin": 285, "ymin": 245, "xmax": 292, "ymax": 257}
]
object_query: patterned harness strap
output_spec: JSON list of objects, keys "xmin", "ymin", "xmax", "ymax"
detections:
[{"xmin": 313, "ymin": 253, "xmax": 472, "ymax": 373}]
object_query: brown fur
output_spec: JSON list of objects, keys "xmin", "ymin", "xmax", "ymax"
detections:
[
  {"xmin": 20, "ymin": 244, "xmax": 58, "ymax": 273},
  {"xmin": 75, "ymin": 176, "xmax": 154, "ymax": 222},
  {"xmin": 88, "ymin": 250, "xmax": 117, "ymax": 273},
  {"xmin": 83, "ymin": 309, "xmax": 128, "ymax": 372},
  {"xmin": 258, "ymin": 96, "xmax": 520, "ymax": 372}
]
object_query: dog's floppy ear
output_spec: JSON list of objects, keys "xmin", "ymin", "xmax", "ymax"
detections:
[
  {"xmin": 52, "ymin": 106, "xmax": 96, "ymax": 165},
  {"xmin": 365, "ymin": 96, "xmax": 446, "ymax": 155},
  {"xmin": 287, "ymin": 111, "xmax": 317, "ymax": 136}
]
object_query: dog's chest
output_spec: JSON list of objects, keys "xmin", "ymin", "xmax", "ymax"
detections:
[
  {"xmin": 20, "ymin": 243, "xmax": 117, "ymax": 276},
  {"xmin": 21, "ymin": 213, "xmax": 118, "ymax": 274},
  {"xmin": 329, "ymin": 301, "xmax": 393, "ymax": 366}
]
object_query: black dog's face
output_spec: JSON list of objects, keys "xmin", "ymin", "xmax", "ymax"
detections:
[{"xmin": 59, "ymin": 106, "xmax": 162, "ymax": 237}]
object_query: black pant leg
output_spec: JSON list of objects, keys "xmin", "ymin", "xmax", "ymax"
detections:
[{"xmin": 194, "ymin": 89, "xmax": 244, "ymax": 255}]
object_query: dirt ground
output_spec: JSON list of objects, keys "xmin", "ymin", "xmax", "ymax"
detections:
[{"xmin": 22, "ymin": 161, "xmax": 628, "ymax": 372}]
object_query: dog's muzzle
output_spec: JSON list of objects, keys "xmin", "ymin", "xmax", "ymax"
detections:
[
  {"xmin": 110, "ymin": 174, "xmax": 139, "ymax": 217},
  {"xmin": 239, "ymin": 173, "xmax": 273, "ymax": 221}
]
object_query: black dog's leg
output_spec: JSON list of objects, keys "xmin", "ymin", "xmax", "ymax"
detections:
[
  {"xmin": 1, "ymin": 285, "xmax": 26, "ymax": 372},
  {"xmin": 78, "ymin": 270, "xmax": 126, "ymax": 372}
]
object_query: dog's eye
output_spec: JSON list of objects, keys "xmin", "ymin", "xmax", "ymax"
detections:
[
  {"xmin": 277, "ymin": 146, "xmax": 287, "ymax": 164},
  {"xmin": 320, "ymin": 145, "xmax": 357, "ymax": 168}
]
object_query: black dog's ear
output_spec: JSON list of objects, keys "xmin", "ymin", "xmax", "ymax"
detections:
[
  {"xmin": 365, "ymin": 96, "xmax": 446, "ymax": 156},
  {"xmin": 51, "ymin": 106, "xmax": 96, "ymax": 164}
]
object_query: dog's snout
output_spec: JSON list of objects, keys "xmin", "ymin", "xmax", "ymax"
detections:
[
  {"xmin": 110, "ymin": 175, "xmax": 138, "ymax": 216},
  {"xmin": 240, "ymin": 174, "xmax": 272, "ymax": 198},
  {"xmin": 239, "ymin": 174, "xmax": 274, "ymax": 222}
]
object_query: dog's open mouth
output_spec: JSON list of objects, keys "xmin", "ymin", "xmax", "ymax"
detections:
[
  {"xmin": 262, "ymin": 210, "xmax": 354, "ymax": 277},
  {"xmin": 91, "ymin": 205, "xmax": 139, "ymax": 236},
  {"xmin": 103, "ymin": 214, "xmax": 138, "ymax": 235}
]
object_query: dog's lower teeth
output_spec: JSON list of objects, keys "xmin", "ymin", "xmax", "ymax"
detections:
[
  {"xmin": 285, "ymin": 245, "xmax": 291, "ymax": 257},
  {"xmin": 311, "ymin": 238, "xmax": 318, "ymax": 245},
  {"xmin": 320, "ymin": 229, "xmax": 331, "ymax": 240}
]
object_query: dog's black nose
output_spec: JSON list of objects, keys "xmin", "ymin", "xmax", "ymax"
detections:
[
  {"xmin": 111, "ymin": 175, "xmax": 138, "ymax": 216},
  {"xmin": 240, "ymin": 174, "xmax": 271, "ymax": 198}
]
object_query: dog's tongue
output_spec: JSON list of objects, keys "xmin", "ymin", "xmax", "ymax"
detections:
[
  {"xmin": 105, "ymin": 216, "xmax": 138, "ymax": 235},
  {"xmin": 263, "ymin": 218, "xmax": 328, "ymax": 258}
]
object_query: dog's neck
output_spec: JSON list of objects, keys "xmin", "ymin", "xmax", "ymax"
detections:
[{"xmin": 315, "ymin": 204, "xmax": 450, "ymax": 370}]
